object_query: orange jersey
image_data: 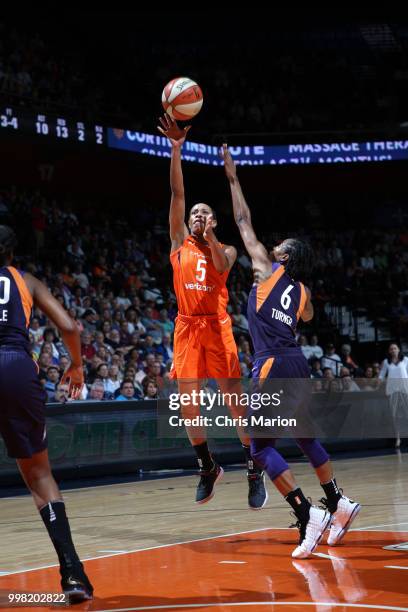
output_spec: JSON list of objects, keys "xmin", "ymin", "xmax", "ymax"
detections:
[{"xmin": 170, "ymin": 236, "xmax": 230, "ymax": 316}]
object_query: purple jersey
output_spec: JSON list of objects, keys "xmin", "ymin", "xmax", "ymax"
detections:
[
  {"xmin": 0, "ymin": 266, "xmax": 32, "ymax": 353},
  {"xmin": 247, "ymin": 263, "xmax": 307, "ymax": 359}
]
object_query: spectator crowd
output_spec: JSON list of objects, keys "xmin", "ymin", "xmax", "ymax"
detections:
[
  {"xmin": 0, "ymin": 184, "xmax": 405, "ymax": 404},
  {"xmin": 1, "ymin": 19, "xmax": 408, "ymax": 136}
]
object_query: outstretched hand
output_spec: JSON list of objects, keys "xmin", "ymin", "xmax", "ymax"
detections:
[
  {"xmin": 157, "ymin": 114, "xmax": 191, "ymax": 147},
  {"xmin": 220, "ymin": 143, "xmax": 237, "ymax": 182},
  {"xmin": 61, "ymin": 364, "xmax": 84, "ymax": 401},
  {"xmin": 203, "ymin": 213, "xmax": 217, "ymax": 243}
]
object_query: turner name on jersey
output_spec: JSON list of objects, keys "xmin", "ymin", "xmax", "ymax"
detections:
[{"xmin": 271, "ymin": 307, "xmax": 293, "ymax": 326}]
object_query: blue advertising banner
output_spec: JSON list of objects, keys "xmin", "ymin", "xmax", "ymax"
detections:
[{"xmin": 108, "ymin": 129, "xmax": 408, "ymax": 165}]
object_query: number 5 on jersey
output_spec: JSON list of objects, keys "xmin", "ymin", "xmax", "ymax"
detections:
[{"xmin": 196, "ymin": 258, "xmax": 207, "ymax": 282}]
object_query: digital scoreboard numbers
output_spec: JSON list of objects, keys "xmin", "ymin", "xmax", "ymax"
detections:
[
  {"xmin": 0, "ymin": 107, "xmax": 18, "ymax": 130},
  {"xmin": 95, "ymin": 124, "xmax": 103, "ymax": 144},
  {"xmin": 2, "ymin": 105, "xmax": 408, "ymax": 165},
  {"xmin": 35, "ymin": 114, "xmax": 49, "ymax": 135},
  {"xmin": 0, "ymin": 107, "xmax": 105, "ymax": 145}
]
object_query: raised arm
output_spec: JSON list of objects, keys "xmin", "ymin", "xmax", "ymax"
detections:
[
  {"xmin": 221, "ymin": 144, "xmax": 270, "ymax": 278},
  {"xmin": 25, "ymin": 273, "xmax": 83, "ymax": 399},
  {"xmin": 158, "ymin": 114, "xmax": 191, "ymax": 253}
]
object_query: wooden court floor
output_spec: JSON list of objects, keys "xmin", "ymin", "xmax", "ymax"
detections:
[{"xmin": 0, "ymin": 452, "xmax": 407, "ymax": 611}]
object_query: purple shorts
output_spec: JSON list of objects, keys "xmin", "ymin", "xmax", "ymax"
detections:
[
  {"xmin": 0, "ymin": 349, "xmax": 48, "ymax": 458},
  {"xmin": 252, "ymin": 353, "xmax": 310, "ymax": 379}
]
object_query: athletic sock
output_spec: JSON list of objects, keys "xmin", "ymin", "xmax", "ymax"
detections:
[
  {"xmin": 39, "ymin": 500, "xmax": 80, "ymax": 575},
  {"xmin": 285, "ymin": 487, "xmax": 311, "ymax": 523},
  {"xmin": 242, "ymin": 444, "xmax": 260, "ymax": 475},
  {"xmin": 320, "ymin": 478, "xmax": 342, "ymax": 513},
  {"xmin": 193, "ymin": 441, "xmax": 214, "ymax": 471}
]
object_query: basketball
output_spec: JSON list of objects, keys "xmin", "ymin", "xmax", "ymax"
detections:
[{"xmin": 161, "ymin": 77, "xmax": 203, "ymax": 121}]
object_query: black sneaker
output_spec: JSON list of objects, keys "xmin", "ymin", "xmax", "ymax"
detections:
[
  {"xmin": 61, "ymin": 562, "xmax": 93, "ymax": 603},
  {"xmin": 247, "ymin": 471, "xmax": 268, "ymax": 510},
  {"xmin": 195, "ymin": 463, "xmax": 224, "ymax": 504}
]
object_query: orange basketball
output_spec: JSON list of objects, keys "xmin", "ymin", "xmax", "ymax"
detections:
[{"xmin": 161, "ymin": 77, "xmax": 203, "ymax": 121}]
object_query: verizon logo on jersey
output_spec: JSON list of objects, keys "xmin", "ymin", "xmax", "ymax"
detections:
[{"xmin": 184, "ymin": 282, "xmax": 215, "ymax": 292}]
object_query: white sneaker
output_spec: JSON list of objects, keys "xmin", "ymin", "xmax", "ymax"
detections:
[
  {"xmin": 292, "ymin": 506, "xmax": 332, "ymax": 559},
  {"xmin": 327, "ymin": 496, "xmax": 361, "ymax": 546}
]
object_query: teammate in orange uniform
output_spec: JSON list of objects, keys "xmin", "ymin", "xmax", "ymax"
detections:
[{"xmin": 158, "ymin": 114, "xmax": 267, "ymax": 508}]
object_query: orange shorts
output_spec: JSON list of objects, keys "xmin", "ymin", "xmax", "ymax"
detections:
[{"xmin": 171, "ymin": 313, "xmax": 241, "ymax": 380}]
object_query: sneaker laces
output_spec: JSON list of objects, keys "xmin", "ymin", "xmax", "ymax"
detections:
[
  {"xmin": 288, "ymin": 511, "xmax": 307, "ymax": 545},
  {"xmin": 288, "ymin": 496, "xmax": 313, "ymax": 544},
  {"xmin": 319, "ymin": 497, "xmax": 329, "ymax": 510},
  {"xmin": 319, "ymin": 488, "xmax": 344, "ymax": 511}
]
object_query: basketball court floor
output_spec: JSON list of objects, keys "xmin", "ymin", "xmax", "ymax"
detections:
[{"xmin": 0, "ymin": 452, "xmax": 407, "ymax": 611}]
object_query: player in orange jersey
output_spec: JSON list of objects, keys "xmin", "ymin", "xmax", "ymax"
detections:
[{"xmin": 158, "ymin": 114, "xmax": 267, "ymax": 508}]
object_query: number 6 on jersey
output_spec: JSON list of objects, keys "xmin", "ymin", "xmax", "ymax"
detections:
[{"xmin": 280, "ymin": 284, "xmax": 294, "ymax": 310}]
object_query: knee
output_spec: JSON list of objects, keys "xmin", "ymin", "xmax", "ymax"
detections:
[
  {"xmin": 250, "ymin": 440, "xmax": 268, "ymax": 467},
  {"xmin": 250, "ymin": 439, "xmax": 270, "ymax": 461},
  {"xmin": 250, "ymin": 447, "xmax": 264, "ymax": 467},
  {"xmin": 250, "ymin": 441, "xmax": 288, "ymax": 479},
  {"xmin": 296, "ymin": 438, "xmax": 329, "ymax": 468},
  {"xmin": 19, "ymin": 462, "xmax": 51, "ymax": 488},
  {"xmin": 26, "ymin": 465, "xmax": 50, "ymax": 485}
]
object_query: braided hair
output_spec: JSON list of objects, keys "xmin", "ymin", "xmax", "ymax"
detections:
[
  {"xmin": 280, "ymin": 238, "xmax": 313, "ymax": 281},
  {"xmin": 0, "ymin": 226, "xmax": 17, "ymax": 266}
]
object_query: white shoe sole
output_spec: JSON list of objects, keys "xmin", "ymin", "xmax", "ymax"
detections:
[
  {"xmin": 327, "ymin": 503, "xmax": 361, "ymax": 546},
  {"xmin": 195, "ymin": 466, "xmax": 224, "ymax": 505}
]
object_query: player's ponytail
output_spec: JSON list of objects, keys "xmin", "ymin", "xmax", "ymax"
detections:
[
  {"xmin": 282, "ymin": 238, "xmax": 313, "ymax": 281},
  {"xmin": 0, "ymin": 226, "xmax": 17, "ymax": 266}
]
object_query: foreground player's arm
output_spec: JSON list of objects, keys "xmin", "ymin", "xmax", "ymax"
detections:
[
  {"xmin": 158, "ymin": 114, "xmax": 190, "ymax": 253},
  {"xmin": 300, "ymin": 286, "xmax": 314, "ymax": 322},
  {"xmin": 25, "ymin": 273, "xmax": 83, "ymax": 399},
  {"xmin": 204, "ymin": 214, "xmax": 236, "ymax": 273},
  {"xmin": 221, "ymin": 144, "xmax": 270, "ymax": 275}
]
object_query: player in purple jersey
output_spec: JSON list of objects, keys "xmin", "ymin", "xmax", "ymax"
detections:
[
  {"xmin": 221, "ymin": 147, "xmax": 361, "ymax": 559},
  {"xmin": 0, "ymin": 226, "xmax": 93, "ymax": 601}
]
